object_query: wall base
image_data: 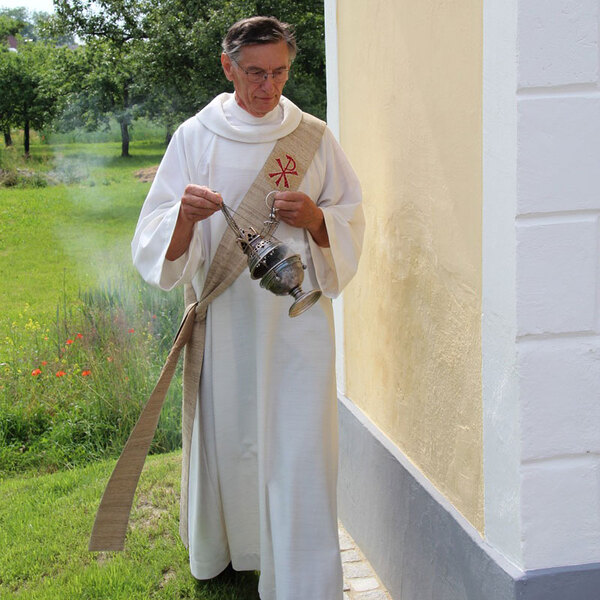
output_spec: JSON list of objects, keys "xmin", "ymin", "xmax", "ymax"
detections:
[{"xmin": 337, "ymin": 396, "xmax": 600, "ymax": 600}]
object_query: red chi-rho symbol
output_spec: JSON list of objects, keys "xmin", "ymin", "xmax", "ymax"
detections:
[{"xmin": 269, "ymin": 154, "xmax": 298, "ymax": 188}]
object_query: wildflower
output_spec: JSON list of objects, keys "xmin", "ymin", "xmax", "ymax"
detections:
[
  {"xmin": 81, "ymin": 370, "xmax": 91, "ymax": 377},
  {"xmin": 76, "ymin": 333, "xmax": 83, "ymax": 339},
  {"xmin": 55, "ymin": 370, "xmax": 66, "ymax": 377},
  {"xmin": 41, "ymin": 361, "xmax": 47, "ymax": 366},
  {"xmin": 31, "ymin": 368, "xmax": 42, "ymax": 376},
  {"xmin": 152, "ymin": 314, "xmax": 157, "ymax": 320},
  {"xmin": 128, "ymin": 328, "xmax": 135, "ymax": 333},
  {"xmin": 107, "ymin": 356, "xmax": 113, "ymax": 362},
  {"xmin": 66, "ymin": 339, "xmax": 74, "ymax": 345}
]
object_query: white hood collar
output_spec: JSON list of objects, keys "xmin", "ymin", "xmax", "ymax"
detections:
[{"xmin": 196, "ymin": 93, "xmax": 302, "ymax": 143}]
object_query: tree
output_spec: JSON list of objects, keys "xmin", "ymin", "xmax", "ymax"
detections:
[
  {"xmin": 137, "ymin": 0, "xmax": 326, "ymax": 130},
  {"xmin": 49, "ymin": 1, "xmax": 327, "ymax": 154},
  {"xmin": 51, "ymin": 0, "xmax": 149, "ymax": 157},
  {"xmin": 0, "ymin": 8, "xmax": 71, "ymax": 149},
  {"xmin": 0, "ymin": 42, "xmax": 61, "ymax": 156}
]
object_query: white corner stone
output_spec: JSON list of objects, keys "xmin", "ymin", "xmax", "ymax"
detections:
[
  {"xmin": 344, "ymin": 561, "xmax": 373, "ymax": 578},
  {"xmin": 519, "ymin": 340, "xmax": 600, "ymax": 460},
  {"xmin": 521, "ymin": 457, "xmax": 600, "ymax": 569},
  {"xmin": 518, "ymin": 0, "xmax": 598, "ymax": 88},
  {"xmin": 354, "ymin": 591, "xmax": 389, "ymax": 600},
  {"xmin": 518, "ymin": 97, "xmax": 600, "ymax": 214},
  {"xmin": 350, "ymin": 577, "xmax": 380, "ymax": 592},
  {"xmin": 516, "ymin": 219, "xmax": 598, "ymax": 335},
  {"xmin": 341, "ymin": 549, "xmax": 362, "ymax": 563}
]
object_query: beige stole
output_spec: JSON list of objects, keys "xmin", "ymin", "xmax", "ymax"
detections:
[{"xmin": 89, "ymin": 112, "xmax": 326, "ymax": 552}]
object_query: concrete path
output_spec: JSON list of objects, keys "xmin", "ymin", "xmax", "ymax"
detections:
[{"xmin": 339, "ymin": 522, "xmax": 392, "ymax": 600}]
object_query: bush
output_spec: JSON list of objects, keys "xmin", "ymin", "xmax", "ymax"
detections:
[{"xmin": 0, "ymin": 271, "xmax": 185, "ymax": 475}]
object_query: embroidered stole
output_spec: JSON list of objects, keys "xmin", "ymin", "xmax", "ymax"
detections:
[{"xmin": 88, "ymin": 112, "xmax": 326, "ymax": 552}]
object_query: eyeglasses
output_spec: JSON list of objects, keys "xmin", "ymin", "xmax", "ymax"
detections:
[{"xmin": 230, "ymin": 56, "xmax": 290, "ymax": 84}]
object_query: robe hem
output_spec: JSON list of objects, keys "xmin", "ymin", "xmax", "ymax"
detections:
[{"xmin": 189, "ymin": 555, "xmax": 232, "ymax": 580}]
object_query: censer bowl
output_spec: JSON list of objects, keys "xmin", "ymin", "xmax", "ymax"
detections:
[
  {"xmin": 245, "ymin": 237, "xmax": 287, "ymax": 279},
  {"xmin": 222, "ymin": 203, "xmax": 322, "ymax": 317},
  {"xmin": 259, "ymin": 255, "xmax": 322, "ymax": 317}
]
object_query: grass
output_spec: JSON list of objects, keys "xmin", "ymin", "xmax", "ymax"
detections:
[
  {"xmin": 0, "ymin": 451, "xmax": 261, "ymax": 600},
  {"xmin": 0, "ymin": 137, "xmax": 185, "ymax": 476},
  {"xmin": 0, "ymin": 134, "xmax": 261, "ymax": 597},
  {"xmin": 0, "ymin": 140, "xmax": 166, "ymax": 325},
  {"xmin": 0, "ymin": 272, "xmax": 184, "ymax": 475}
]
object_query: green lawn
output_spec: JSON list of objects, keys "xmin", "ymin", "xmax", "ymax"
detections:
[
  {"xmin": 0, "ymin": 141, "xmax": 164, "ymax": 326},
  {"xmin": 0, "ymin": 139, "xmax": 260, "ymax": 597},
  {"xmin": 0, "ymin": 452, "xmax": 260, "ymax": 600},
  {"xmin": 1, "ymin": 138, "xmax": 184, "ymax": 476}
]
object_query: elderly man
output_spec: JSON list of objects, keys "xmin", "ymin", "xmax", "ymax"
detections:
[{"xmin": 132, "ymin": 16, "xmax": 364, "ymax": 600}]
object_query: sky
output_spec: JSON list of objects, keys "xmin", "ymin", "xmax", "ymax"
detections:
[{"xmin": 1, "ymin": 0, "xmax": 56, "ymax": 14}]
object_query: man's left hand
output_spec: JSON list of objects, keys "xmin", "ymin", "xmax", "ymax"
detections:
[{"xmin": 273, "ymin": 192, "xmax": 330, "ymax": 247}]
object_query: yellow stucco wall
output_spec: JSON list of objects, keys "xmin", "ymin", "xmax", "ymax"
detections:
[{"xmin": 338, "ymin": 0, "xmax": 483, "ymax": 531}]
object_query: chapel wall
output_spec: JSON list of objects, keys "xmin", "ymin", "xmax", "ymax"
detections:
[
  {"xmin": 483, "ymin": 0, "xmax": 600, "ymax": 570},
  {"xmin": 336, "ymin": 0, "xmax": 484, "ymax": 531}
]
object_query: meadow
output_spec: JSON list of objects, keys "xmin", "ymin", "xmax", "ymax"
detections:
[
  {"xmin": 0, "ymin": 127, "xmax": 260, "ymax": 598},
  {"xmin": 0, "ymin": 129, "xmax": 183, "ymax": 474}
]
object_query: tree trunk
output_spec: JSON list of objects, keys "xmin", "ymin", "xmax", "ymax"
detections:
[
  {"xmin": 24, "ymin": 119, "xmax": 30, "ymax": 157},
  {"xmin": 4, "ymin": 127, "xmax": 12, "ymax": 147},
  {"xmin": 120, "ymin": 120, "xmax": 130, "ymax": 157}
]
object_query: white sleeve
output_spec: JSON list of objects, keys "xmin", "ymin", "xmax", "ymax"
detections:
[
  {"xmin": 131, "ymin": 126, "xmax": 205, "ymax": 291},
  {"xmin": 307, "ymin": 128, "xmax": 365, "ymax": 297}
]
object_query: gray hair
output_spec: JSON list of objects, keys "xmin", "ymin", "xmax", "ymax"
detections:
[{"xmin": 222, "ymin": 16, "xmax": 297, "ymax": 63}]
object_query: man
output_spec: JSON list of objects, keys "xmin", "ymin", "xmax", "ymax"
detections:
[{"xmin": 132, "ymin": 16, "xmax": 364, "ymax": 600}]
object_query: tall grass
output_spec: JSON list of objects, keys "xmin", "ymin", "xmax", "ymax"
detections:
[{"xmin": 0, "ymin": 268, "xmax": 184, "ymax": 476}]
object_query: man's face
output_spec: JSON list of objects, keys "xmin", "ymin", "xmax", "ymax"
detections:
[{"xmin": 221, "ymin": 41, "xmax": 290, "ymax": 118}]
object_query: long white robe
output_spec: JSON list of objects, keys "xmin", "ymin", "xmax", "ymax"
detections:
[{"xmin": 132, "ymin": 93, "xmax": 364, "ymax": 600}]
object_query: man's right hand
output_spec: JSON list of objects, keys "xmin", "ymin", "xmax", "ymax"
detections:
[
  {"xmin": 166, "ymin": 186, "xmax": 223, "ymax": 261},
  {"xmin": 180, "ymin": 186, "xmax": 223, "ymax": 224}
]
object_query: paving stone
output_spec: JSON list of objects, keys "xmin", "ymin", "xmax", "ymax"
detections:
[
  {"xmin": 338, "ymin": 528, "xmax": 355, "ymax": 551},
  {"xmin": 343, "ymin": 561, "xmax": 373, "ymax": 578},
  {"xmin": 341, "ymin": 549, "xmax": 362, "ymax": 563},
  {"xmin": 338, "ymin": 522, "xmax": 392, "ymax": 599},
  {"xmin": 350, "ymin": 577, "xmax": 379, "ymax": 592},
  {"xmin": 354, "ymin": 590, "xmax": 390, "ymax": 600}
]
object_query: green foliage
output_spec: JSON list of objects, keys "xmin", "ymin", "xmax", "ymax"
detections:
[
  {"xmin": 45, "ymin": 0, "xmax": 326, "ymax": 154},
  {"xmin": 0, "ymin": 452, "xmax": 261, "ymax": 599},
  {"xmin": 0, "ymin": 42, "xmax": 63, "ymax": 155},
  {"xmin": 137, "ymin": 0, "xmax": 326, "ymax": 124},
  {"xmin": 0, "ymin": 272, "xmax": 183, "ymax": 475},
  {"xmin": 0, "ymin": 6, "xmax": 61, "ymax": 42},
  {"xmin": 0, "ymin": 137, "xmax": 184, "ymax": 476},
  {"xmin": 0, "ymin": 14, "xmax": 26, "ymax": 40}
]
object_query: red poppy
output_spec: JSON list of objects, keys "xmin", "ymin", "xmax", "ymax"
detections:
[
  {"xmin": 76, "ymin": 333, "xmax": 83, "ymax": 339},
  {"xmin": 55, "ymin": 370, "xmax": 66, "ymax": 377},
  {"xmin": 41, "ymin": 361, "xmax": 48, "ymax": 366},
  {"xmin": 81, "ymin": 370, "xmax": 91, "ymax": 377},
  {"xmin": 152, "ymin": 315, "xmax": 157, "ymax": 319},
  {"xmin": 31, "ymin": 368, "xmax": 42, "ymax": 376},
  {"xmin": 66, "ymin": 339, "xmax": 74, "ymax": 345},
  {"xmin": 128, "ymin": 328, "xmax": 135, "ymax": 333}
]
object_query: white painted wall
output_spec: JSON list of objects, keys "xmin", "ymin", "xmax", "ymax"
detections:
[
  {"xmin": 483, "ymin": 0, "xmax": 522, "ymax": 568},
  {"xmin": 485, "ymin": 0, "xmax": 600, "ymax": 570},
  {"xmin": 324, "ymin": 0, "xmax": 346, "ymax": 396}
]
